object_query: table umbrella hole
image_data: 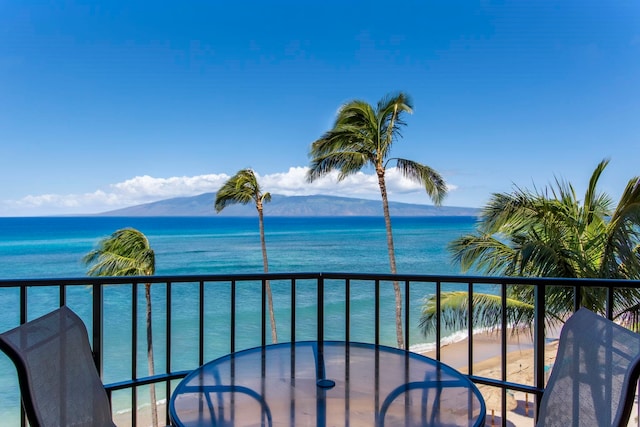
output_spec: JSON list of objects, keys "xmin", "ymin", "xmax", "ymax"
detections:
[{"xmin": 317, "ymin": 379, "xmax": 336, "ymax": 389}]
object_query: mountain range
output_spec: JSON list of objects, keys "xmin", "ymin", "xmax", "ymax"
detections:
[{"xmin": 99, "ymin": 193, "xmax": 479, "ymax": 217}]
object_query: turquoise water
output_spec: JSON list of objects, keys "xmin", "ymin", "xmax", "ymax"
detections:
[
  {"xmin": 0, "ymin": 216, "xmax": 478, "ymax": 278},
  {"xmin": 0, "ymin": 216, "xmax": 488, "ymax": 423}
]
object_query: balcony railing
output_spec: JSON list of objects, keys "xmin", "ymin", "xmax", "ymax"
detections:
[{"xmin": 0, "ymin": 272, "xmax": 638, "ymax": 427}]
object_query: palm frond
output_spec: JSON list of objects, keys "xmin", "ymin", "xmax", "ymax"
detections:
[
  {"xmin": 310, "ymin": 126, "xmax": 372, "ymax": 156},
  {"xmin": 602, "ymin": 176, "xmax": 640, "ymax": 278},
  {"xmin": 377, "ymin": 92, "xmax": 412, "ymax": 153},
  {"xmin": 83, "ymin": 228, "xmax": 155, "ymax": 277},
  {"xmin": 377, "ymin": 92, "xmax": 413, "ymax": 116},
  {"xmin": 449, "ymin": 234, "xmax": 518, "ymax": 275},
  {"xmin": 479, "ymin": 190, "xmax": 538, "ymax": 234},
  {"xmin": 419, "ymin": 291, "xmax": 535, "ymax": 337},
  {"xmin": 307, "ymin": 152, "xmax": 369, "ymax": 182},
  {"xmin": 335, "ymin": 100, "xmax": 378, "ymax": 130},
  {"xmin": 583, "ymin": 158, "xmax": 610, "ymax": 221},
  {"xmin": 215, "ymin": 169, "xmax": 267, "ymax": 212},
  {"xmin": 395, "ymin": 158, "xmax": 447, "ymax": 205}
]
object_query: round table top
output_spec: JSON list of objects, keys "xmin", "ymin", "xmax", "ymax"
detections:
[{"xmin": 170, "ymin": 341, "xmax": 486, "ymax": 427}]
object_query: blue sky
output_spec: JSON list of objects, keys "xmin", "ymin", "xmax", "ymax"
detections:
[{"xmin": 1, "ymin": 1, "xmax": 639, "ymax": 216}]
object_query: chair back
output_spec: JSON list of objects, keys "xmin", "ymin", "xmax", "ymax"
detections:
[
  {"xmin": 0, "ymin": 306, "xmax": 115, "ymax": 427},
  {"xmin": 537, "ymin": 307, "xmax": 640, "ymax": 427}
]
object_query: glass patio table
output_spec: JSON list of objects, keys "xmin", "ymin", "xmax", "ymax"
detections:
[{"xmin": 169, "ymin": 341, "xmax": 486, "ymax": 427}]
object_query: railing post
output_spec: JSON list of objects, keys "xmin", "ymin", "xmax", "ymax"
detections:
[
  {"xmin": 467, "ymin": 282, "xmax": 473, "ymax": 375},
  {"xmin": 404, "ymin": 280, "xmax": 410, "ymax": 350},
  {"xmin": 59, "ymin": 284, "xmax": 66, "ymax": 306},
  {"xmin": 533, "ymin": 281, "xmax": 546, "ymax": 421},
  {"xmin": 501, "ymin": 281, "xmax": 508, "ymax": 425},
  {"xmin": 291, "ymin": 278, "xmax": 297, "ymax": 343},
  {"xmin": 20, "ymin": 285, "xmax": 27, "ymax": 325},
  {"xmin": 261, "ymin": 278, "xmax": 267, "ymax": 347},
  {"xmin": 165, "ymin": 281, "xmax": 173, "ymax": 427},
  {"xmin": 131, "ymin": 281, "xmax": 138, "ymax": 424},
  {"xmin": 317, "ymin": 274, "xmax": 324, "ymax": 344},
  {"xmin": 436, "ymin": 281, "xmax": 441, "ymax": 361},
  {"xmin": 230, "ymin": 280, "xmax": 236, "ymax": 353},
  {"xmin": 375, "ymin": 279, "xmax": 380, "ymax": 346},
  {"xmin": 606, "ymin": 286, "xmax": 614, "ymax": 320},
  {"xmin": 92, "ymin": 282, "xmax": 103, "ymax": 376},
  {"xmin": 166, "ymin": 281, "xmax": 173, "ymax": 371},
  {"xmin": 197, "ymin": 280, "xmax": 204, "ymax": 364},
  {"xmin": 344, "ymin": 278, "xmax": 350, "ymax": 342}
]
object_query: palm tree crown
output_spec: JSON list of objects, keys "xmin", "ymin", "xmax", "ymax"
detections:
[
  {"xmin": 450, "ymin": 159, "xmax": 640, "ymax": 280},
  {"xmin": 307, "ymin": 92, "xmax": 447, "ymax": 204},
  {"xmin": 83, "ymin": 228, "xmax": 155, "ymax": 276},
  {"xmin": 420, "ymin": 160, "xmax": 640, "ymax": 336},
  {"xmin": 215, "ymin": 168, "xmax": 271, "ymax": 214}
]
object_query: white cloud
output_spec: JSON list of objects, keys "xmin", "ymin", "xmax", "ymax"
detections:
[
  {"xmin": 0, "ymin": 167, "xmax": 457, "ymax": 216},
  {"xmin": 111, "ymin": 174, "xmax": 230, "ymax": 199}
]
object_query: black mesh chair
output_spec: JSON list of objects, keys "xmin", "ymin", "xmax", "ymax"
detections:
[
  {"xmin": 537, "ymin": 307, "xmax": 640, "ymax": 427},
  {"xmin": 0, "ymin": 306, "xmax": 115, "ymax": 427}
]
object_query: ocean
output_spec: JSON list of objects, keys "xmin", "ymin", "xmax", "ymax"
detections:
[
  {"xmin": 0, "ymin": 215, "xmax": 488, "ymax": 423},
  {"xmin": 0, "ymin": 216, "xmax": 479, "ymax": 278}
]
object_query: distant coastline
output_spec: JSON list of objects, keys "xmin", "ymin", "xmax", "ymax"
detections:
[{"xmin": 98, "ymin": 193, "xmax": 480, "ymax": 217}]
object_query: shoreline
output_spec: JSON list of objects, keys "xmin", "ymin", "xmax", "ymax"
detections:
[{"xmin": 420, "ymin": 329, "xmax": 539, "ymax": 370}]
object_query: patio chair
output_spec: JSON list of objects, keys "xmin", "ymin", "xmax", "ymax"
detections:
[
  {"xmin": 537, "ymin": 307, "xmax": 640, "ymax": 427},
  {"xmin": 0, "ymin": 306, "xmax": 115, "ymax": 427}
]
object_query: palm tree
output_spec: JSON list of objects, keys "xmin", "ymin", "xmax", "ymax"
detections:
[
  {"xmin": 83, "ymin": 228, "xmax": 159, "ymax": 427},
  {"xmin": 307, "ymin": 92, "xmax": 448, "ymax": 348},
  {"xmin": 420, "ymin": 159, "xmax": 640, "ymax": 336},
  {"xmin": 215, "ymin": 168, "xmax": 277, "ymax": 343}
]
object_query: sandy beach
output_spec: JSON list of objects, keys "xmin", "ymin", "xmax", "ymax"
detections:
[
  {"xmin": 422, "ymin": 331, "xmax": 555, "ymax": 427},
  {"xmin": 423, "ymin": 331, "xmax": 638, "ymax": 427}
]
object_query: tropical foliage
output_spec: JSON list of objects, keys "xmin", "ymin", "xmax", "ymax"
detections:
[
  {"xmin": 215, "ymin": 168, "xmax": 278, "ymax": 343},
  {"xmin": 83, "ymin": 228, "xmax": 159, "ymax": 427},
  {"xmin": 420, "ymin": 159, "xmax": 640, "ymax": 336},
  {"xmin": 307, "ymin": 92, "xmax": 447, "ymax": 348},
  {"xmin": 419, "ymin": 291, "xmax": 541, "ymax": 335}
]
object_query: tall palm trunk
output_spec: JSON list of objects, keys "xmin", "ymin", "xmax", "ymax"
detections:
[
  {"xmin": 259, "ymin": 207, "xmax": 277, "ymax": 343},
  {"xmin": 145, "ymin": 283, "xmax": 158, "ymax": 427},
  {"xmin": 377, "ymin": 168, "xmax": 404, "ymax": 349}
]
